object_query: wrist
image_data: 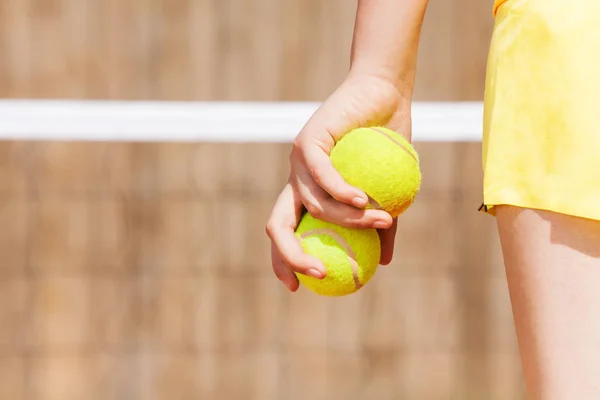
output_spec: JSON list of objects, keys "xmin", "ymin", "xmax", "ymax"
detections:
[
  {"xmin": 342, "ymin": 72, "xmax": 414, "ymax": 142},
  {"xmin": 348, "ymin": 63, "xmax": 416, "ymax": 100}
]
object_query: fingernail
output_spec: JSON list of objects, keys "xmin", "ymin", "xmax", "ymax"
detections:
[
  {"xmin": 374, "ymin": 220, "xmax": 390, "ymax": 229},
  {"xmin": 352, "ymin": 197, "xmax": 367, "ymax": 208},
  {"xmin": 307, "ymin": 268, "xmax": 324, "ymax": 279}
]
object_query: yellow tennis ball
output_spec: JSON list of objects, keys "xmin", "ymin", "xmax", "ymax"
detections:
[
  {"xmin": 294, "ymin": 213, "xmax": 381, "ymax": 296},
  {"xmin": 330, "ymin": 126, "xmax": 421, "ymax": 218}
]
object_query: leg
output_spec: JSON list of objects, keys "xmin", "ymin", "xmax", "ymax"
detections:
[{"xmin": 496, "ymin": 205, "xmax": 600, "ymax": 399}]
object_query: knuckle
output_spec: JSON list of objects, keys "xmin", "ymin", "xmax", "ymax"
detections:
[
  {"xmin": 288, "ymin": 262, "xmax": 308, "ymax": 274},
  {"xmin": 304, "ymin": 201, "xmax": 324, "ymax": 218},
  {"xmin": 264, "ymin": 220, "xmax": 276, "ymax": 238},
  {"xmin": 345, "ymin": 219, "xmax": 363, "ymax": 229},
  {"xmin": 328, "ymin": 190, "xmax": 344, "ymax": 202},
  {"xmin": 280, "ymin": 255, "xmax": 301, "ymax": 272},
  {"xmin": 309, "ymin": 166, "xmax": 324, "ymax": 186},
  {"xmin": 348, "ymin": 217, "xmax": 370, "ymax": 229},
  {"xmin": 291, "ymin": 136, "xmax": 307, "ymax": 156}
]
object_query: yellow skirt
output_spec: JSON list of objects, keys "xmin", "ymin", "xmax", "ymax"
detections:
[{"xmin": 481, "ymin": 0, "xmax": 600, "ymax": 220}]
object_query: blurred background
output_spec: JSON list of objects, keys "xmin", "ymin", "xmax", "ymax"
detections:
[{"xmin": 0, "ymin": 0, "xmax": 527, "ymax": 399}]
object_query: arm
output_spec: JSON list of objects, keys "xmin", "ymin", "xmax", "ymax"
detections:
[
  {"xmin": 351, "ymin": 0, "xmax": 429, "ymax": 98},
  {"xmin": 267, "ymin": 0, "xmax": 430, "ymax": 291}
]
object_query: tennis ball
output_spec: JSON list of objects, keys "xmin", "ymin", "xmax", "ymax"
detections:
[
  {"xmin": 295, "ymin": 213, "xmax": 380, "ymax": 296},
  {"xmin": 330, "ymin": 126, "xmax": 421, "ymax": 218}
]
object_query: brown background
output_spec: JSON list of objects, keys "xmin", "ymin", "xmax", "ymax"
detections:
[{"xmin": 0, "ymin": 0, "xmax": 527, "ymax": 399}]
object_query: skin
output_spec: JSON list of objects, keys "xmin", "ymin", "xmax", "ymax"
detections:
[
  {"xmin": 266, "ymin": 0, "xmax": 428, "ymax": 290},
  {"xmin": 266, "ymin": 1, "xmax": 600, "ymax": 398},
  {"xmin": 496, "ymin": 206, "xmax": 600, "ymax": 399}
]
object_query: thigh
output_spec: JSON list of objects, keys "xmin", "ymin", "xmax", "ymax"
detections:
[{"xmin": 496, "ymin": 205, "xmax": 600, "ymax": 399}]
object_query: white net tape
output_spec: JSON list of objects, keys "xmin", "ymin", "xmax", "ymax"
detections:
[{"xmin": 0, "ymin": 100, "xmax": 483, "ymax": 142}]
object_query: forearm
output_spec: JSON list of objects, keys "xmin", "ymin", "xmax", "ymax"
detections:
[{"xmin": 350, "ymin": 0, "xmax": 429, "ymax": 97}]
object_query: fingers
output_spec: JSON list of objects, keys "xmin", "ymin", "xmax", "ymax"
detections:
[
  {"xmin": 271, "ymin": 244, "xmax": 299, "ymax": 292},
  {"xmin": 378, "ymin": 218, "xmax": 398, "ymax": 265},
  {"xmin": 297, "ymin": 180, "xmax": 392, "ymax": 229},
  {"xmin": 266, "ymin": 184, "xmax": 327, "ymax": 284},
  {"xmin": 294, "ymin": 137, "xmax": 368, "ymax": 209},
  {"xmin": 293, "ymin": 164, "xmax": 393, "ymax": 229}
]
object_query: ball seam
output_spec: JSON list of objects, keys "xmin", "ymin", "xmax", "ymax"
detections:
[
  {"xmin": 369, "ymin": 127, "xmax": 418, "ymax": 163},
  {"xmin": 299, "ymin": 228, "xmax": 362, "ymax": 290}
]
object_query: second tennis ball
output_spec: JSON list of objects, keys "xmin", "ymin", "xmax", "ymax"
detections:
[
  {"xmin": 330, "ymin": 126, "xmax": 421, "ymax": 217},
  {"xmin": 295, "ymin": 213, "xmax": 381, "ymax": 296}
]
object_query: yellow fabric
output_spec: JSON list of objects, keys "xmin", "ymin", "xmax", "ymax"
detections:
[
  {"xmin": 493, "ymin": 0, "xmax": 508, "ymax": 16},
  {"xmin": 482, "ymin": 0, "xmax": 600, "ymax": 221}
]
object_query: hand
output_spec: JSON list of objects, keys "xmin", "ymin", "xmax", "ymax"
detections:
[{"xmin": 266, "ymin": 73, "xmax": 413, "ymax": 292}]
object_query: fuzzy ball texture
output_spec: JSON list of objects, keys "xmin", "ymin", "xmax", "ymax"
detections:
[
  {"xmin": 295, "ymin": 213, "xmax": 381, "ymax": 296},
  {"xmin": 330, "ymin": 126, "xmax": 421, "ymax": 218}
]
